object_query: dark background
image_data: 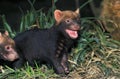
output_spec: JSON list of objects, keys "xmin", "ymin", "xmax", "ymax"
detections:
[{"xmin": 0, "ymin": 0, "xmax": 102, "ymax": 30}]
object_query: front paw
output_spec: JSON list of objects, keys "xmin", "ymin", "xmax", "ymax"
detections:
[
  {"xmin": 64, "ymin": 67, "xmax": 69, "ymax": 74},
  {"xmin": 55, "ymin": 66, "xmax": 65, "ymax": 74}
]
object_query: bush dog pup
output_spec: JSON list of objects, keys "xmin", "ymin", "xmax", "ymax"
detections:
[
  {"xmin": 13, "ymin": 9, "xmax": 80, "ymax": 74},
  {"xmin": 0, "ymin": 31, "xmax": 19, "ymax": 61}
]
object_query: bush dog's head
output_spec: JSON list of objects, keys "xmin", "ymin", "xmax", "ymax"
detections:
[
  {"xmin": 54, "ymin": 9, "xmax": 80, "ymax": 39},
  {"xmin": 0, "ymin": 31, "xmax": 19, "ymax": 61}
]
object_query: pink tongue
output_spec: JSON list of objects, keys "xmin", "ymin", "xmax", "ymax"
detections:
[{"xmin": 65, "ymin": 29, "xmax": 78, "ymax": 39}]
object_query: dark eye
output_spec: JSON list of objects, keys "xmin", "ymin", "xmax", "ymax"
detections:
[
  {"xmin": 5, "ymin": 45, "xmax": 11, "ymax": 51},
  {"xmin": 65, "ymin": 19, "xmax": 71, "ymax": 23},
  {"xmin": 6, "ymin": 46, "xmax": 10, "ymax": 50}
]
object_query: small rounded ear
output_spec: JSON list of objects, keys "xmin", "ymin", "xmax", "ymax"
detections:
[
  {"xmin": 54, "ymin": 10, "xmax": 63, "ymax": 22},
  {"xmin": 0, "ymin": 32, "xmax": 2, "ymax": 37},
  {"xmin": 75, "ymin": 8, "xmax": 80, "ymax": 14},
  {"xmin": 0, "ymin": 32, "xmax": 2, "ymax": 41},
  {"xmin": 4, "ymin": 31, "xmax": 9, "ymax": 36}
]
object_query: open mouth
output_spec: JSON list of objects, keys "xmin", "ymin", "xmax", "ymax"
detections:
[{"xmin": 65, "ymin": 29, "xmax": 78, "ymax": 39}]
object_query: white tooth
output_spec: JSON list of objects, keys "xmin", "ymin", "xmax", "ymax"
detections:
[{"xmin": 75, "ymin": 31, "xmax": 77, "ymax": 34}]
